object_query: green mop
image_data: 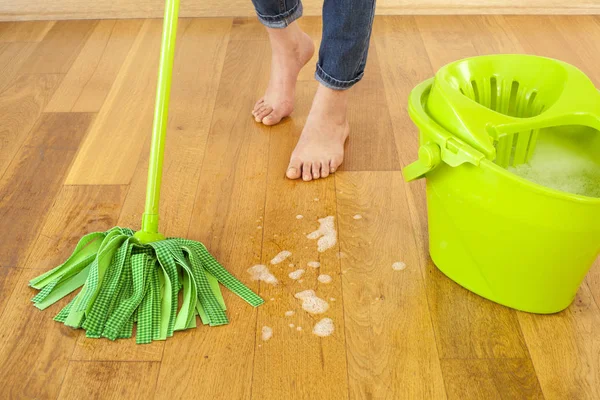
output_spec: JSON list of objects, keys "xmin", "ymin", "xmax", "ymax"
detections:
[{"xmin": 29, "ymin": 0, "xmax": 264, "ymax": 344}]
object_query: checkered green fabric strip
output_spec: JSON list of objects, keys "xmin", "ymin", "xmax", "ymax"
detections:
[{"xmin": 30, "ymin": 227, "xmax": 264, "ymax": 344}]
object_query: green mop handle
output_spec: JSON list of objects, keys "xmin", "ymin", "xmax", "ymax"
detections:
[{"xmin": 139, "ymin": 0, "xmax": 180, "ymax": 238}]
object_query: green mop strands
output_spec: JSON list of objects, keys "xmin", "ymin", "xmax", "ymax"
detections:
[{"xmin": 29, "ymin": 0, "xmax": 264, "ymax": 344}]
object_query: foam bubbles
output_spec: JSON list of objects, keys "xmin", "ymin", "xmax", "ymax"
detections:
[
  {"xmin": 284, "ymin": 310, "xmax": 295, "ymax": 317},
  {"xmin": 247, "ymin": 265, "xmax": 278, "ymax": 285},
  {"xmin": 307, "ymin": 216, "xmax": 337, "ymax": 253},
  {"xmin": 313, "ymin": 318, "xmax": 334, "ymax": 337},
  {"xmin": 261, "ymin": 326, "xmax": 273, "ymax": 341},
  {"xmin": 294, "ymin": 290, "xmax": 329, "ymax": 314},
  {"xmin": 392, "ymin": 262, "xmax": 407, "ymax": 271},
  {"xmin": 307, "ymin": 261, "xmax": 321, "ymax": 269},
  {"xmin": 317, "ymin": 274, "xmax": 332, "ymax": 284},
  {"xmin": 271, "ymin": 250, "xmax": 292, "ymax": 265},
  {"xmin": 288, "ymin": 269, "xmax": 305, "ymax": 280}
]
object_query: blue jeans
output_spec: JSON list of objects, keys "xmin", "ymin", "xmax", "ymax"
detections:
[{"xmin": 251, "ymin": 0, "xmax": 376, "ymax": 90}]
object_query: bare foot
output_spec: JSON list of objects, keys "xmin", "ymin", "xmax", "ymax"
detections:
[
  {"xmin": 252, "ymin": 22, "xmax": 314, "ymax": 126},
  {"xmin": 286, "ymin": 84, "xmax": 350, "ymax": 181}
]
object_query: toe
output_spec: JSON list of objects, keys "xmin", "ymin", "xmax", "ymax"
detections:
[
  {"xmin": 312, "ymin": 161, "xmax": 321, "ymax": 179},
  {"xmin": 286, "ymin": 157, "xmax": 302, "ymax": 180},
  {"xmin": 320, "ymin": 161, "xmax": 330, "ymax": 178},
  {"xmin": 255, "ymin": 106, "xmax": 273, "ymax": 122},
  {"xmin": 262, "ymin": 111, "xmax": 284, "ymax": 126},
  {"xmin": 253, "ymin": 98, "xmax": 264, "ymax": 112},
  {"xmin": 330, "ymin": 157, "xmax": 343, "ymax": 174},
  {"xmin": 302, "ymin": 163, "xmax": 313, "ymax": 182}
]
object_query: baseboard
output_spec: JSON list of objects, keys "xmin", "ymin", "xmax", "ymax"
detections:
[{"xmin": 1, "ymin": 0, "xmax": 599, "ymax": 21}]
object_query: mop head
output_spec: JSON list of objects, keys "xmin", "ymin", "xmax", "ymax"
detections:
[{"xmin": 29, "ymin": 227, "xmax": 264, "ymax": 344}]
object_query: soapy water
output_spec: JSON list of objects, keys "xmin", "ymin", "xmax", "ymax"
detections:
[
  {"xmin": 317, "ymin": 274, "xmax": 332, "ymax": 284},
  {"xmin": 285, "ymin": 311, "xmax": 295, "ymax": 317},
  {"xmin": 307, "ymin": 261, "xmax": 321, "ymax": 269},
  {"xmin": 288, "ymin": 269, "xmax": 305, "ymax": 280},
  {"xmin": 247, "ymin": 265, "xmax": 278, "ymax": 285},
  {"xmin": 271, "ymin": 250, "xmax": 292, "ymax": 265},
  {"xmin": 392, "ymin": 262, "xmax": 406, "ymax": 271},
  {"xmin": 262, "ymin": 326, "xmax": 273, "ymax": 341},
  {"xmin": 294, "ymin": 290, "xmax": 329, "ymax": 314},
  {"xmin": 507, "ymin": 131, "xmax": 600, "ymax": 198},
  {"xmin": 313, "ymin": 318, "xmax": 334, "ymax": 337},
  {"xmin": 307, "ymin": 216, "xmax": 337, "ymax": 253}
]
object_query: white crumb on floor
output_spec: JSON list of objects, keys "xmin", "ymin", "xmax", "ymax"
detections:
[
  {"xmin": 261, "ymin": 326, "xmax": 273, "ymax": 341},
  {"xmin": 270, "ymin": 250, "xmax": 292, "ymax": 265},
  {"xmin": 288, "ymin": 269, "xmax": 305, "ymax": 280},
  {"xmin": 288, "ymin": 263, "xmax": 294, "ymax": 268},
  {"xmin": 353, "ymin": 214, "xmax": 362, "ymax": 220},
  {"xmin": 296, "ymin": 215, "xmax": 304, "ymax": 219},
  {"xmin": 317, "ymin": 274, "xmax": 332, "ymax": 284},
  {"xmin": 284, "ymin": 310, "xmax": 295, "ymax": 317},
  {"xmin": 296, "ymin": 326, "xmax": 302, "ymax": 331},
  {"xmin": 289, "ymin": 323, "xmax": 295, "ymax": 328},
  {"xmin": 247, "ymin": 264, "xmax": 278, "ymax": 285},
  {"xmin": 307, "ymin": 216, "xmax": 337, "ymax": 253},
  {"xmin": 313, "ymin": 318, "xmax": 334, "ymax": 337},
  {"xmin": 294, "ymin": 290, "xmax": 329, "ymax": 314},
  {"xmin": 307, "ymin": 261, "xmax": 321, "ymax": 269},
  {"xmin": 270, "ymin": 298, "xmax": 275, "ymax": 301},
  {"xmin": 330, "ymin": 298, "xmax": 336, "ymax": 302},
  {"xmin": 392, "ymin": 261, "xmax": 407, "ymax": 271}
]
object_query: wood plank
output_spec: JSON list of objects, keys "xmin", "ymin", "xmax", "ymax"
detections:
[
  {"xmin": 22, "ymin": 20, "xmax": 97, "ymax": 74},
  {"xmin": 57, "ymin": 361, "xmax": 160, "ymax": 400},
  {"xmin": 0, "ymin": 269, "xmax": 80, "ymax": 400},
  {"xmin": 46, "ymin": 19, "xmax": 144, "ymax": 112},
  {"xmin": 25, "ymin": 185, "xmax": 128, "ymax": 271},
  {"xmin": 0, "ymin": 42, "xmax": 37, "ymax": 92},
  {"xmin": 336, "ymin": 171, "xmax": 445, "ymax": 399},
  {"xmin": 441, "ymin": 358, "xmax": 544, "ymax": 399},
  {"xmin": 342, "ymin": 44, "xmax": 400, "ymax": 172},
  {"xmin": 1, "ymin": 0, "xmax": 599, "ymax": 21},
  {"xmin": 72, "ymin": 18, "xmax": 232, "ymax": 363},
  {"xmin": 64, "ymin": 19, "xmax": 162, "ymax": 185},
  {"xmin": 250, "ymin": 82, "xmax": 348, "ymax": 400},
  {"xmin": 518, "ymin": 284, "xmax": 600, "ymax": 399},
  {"xmin": 0, "ymin": 20, "xmax": 55, "ymax": 42},
  {"xmin": 154, "ymin": 37, "xmax": 270, "ymax": 400},
  {"xmin": 0, "ymin": 113, "xmax": 94, "ymax": 269},
  {"xmin": 0, "ymin": 73, "xmax": 63, "ymax": 178}
]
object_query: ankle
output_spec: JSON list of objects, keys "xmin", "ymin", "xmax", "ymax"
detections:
[
  {"xmin": 267, "ymin": 22, "xmax": 305, "ymax": 51},
  {"xmin": 311, "ymin": 84, "xmax": 349, "ymax": 124}
]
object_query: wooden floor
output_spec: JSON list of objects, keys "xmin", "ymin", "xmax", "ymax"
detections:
[{"xmin": 0, "ymin": 15, "xmax": 599, "ymax": 400}]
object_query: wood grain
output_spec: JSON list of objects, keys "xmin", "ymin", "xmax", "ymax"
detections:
[
  {"xmin": 336, "ymin": 171, "xmax": 445, "ymax": 399},
  {"xmin": 25, "ymin": 185, "xmax": 128, "ymax": 271},
  {"xmin": 441, "ymin": 358, "xmax": 544, "ymax": 399},
  {"xmin": 21, "ymin": 20, "xmax": 97, "ymax": 74},
  {"xmin": 0, "ymin": 113, "xmax": 94, "ymax": 269},
  {"xmin": 65, "ymin": 19, "xmax": 162, "ymax": 185},
  {"xmin": 0, "ymin": 42, "xmax": 37, "ymax": 92},
  {"xmin": 1, "ymin": 0, "xmax": 599, "ymax": 21},
  {"xmin": 0, "ymin": 20, "xmax": 54, "ymax": 42},
  {"xmin": 57, "ymin": 361, "xmax": 160, "ymax": 400},
  {"xmin": 0, "ymin": 73, "xmax": 62, "ymax": 177},
  {"xmin": 46, "ymin": 19, "xmax": 144, "ymax": 112},
  {"xmin": 0, "ymin": 269, "xmax": 80, "ymax": 400},
  {"xmin": 155, "ymin": 38, "xmax": 270, "ymax": 400}
]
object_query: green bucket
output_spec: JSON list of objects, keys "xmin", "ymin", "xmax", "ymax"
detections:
[{"xmin": 403, "ymin": 55, "xmax": 600, "ymax": 314}]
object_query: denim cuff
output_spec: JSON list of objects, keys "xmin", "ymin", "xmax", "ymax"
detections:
[
  {"xmin": 315, "ymin": 64, "xmax": 364, "ymax": 90},
  {"xmin": 256, "ymin": 1, "xmax": 303, "ymax": 29}
]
